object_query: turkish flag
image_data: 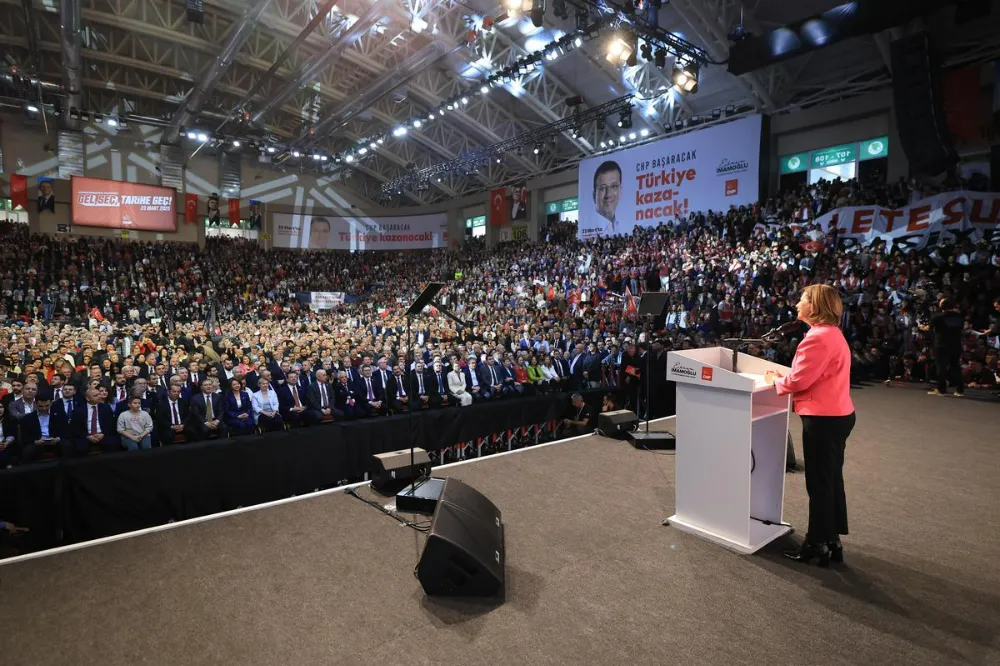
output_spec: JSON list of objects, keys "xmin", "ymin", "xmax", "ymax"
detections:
[
  {"xmin": 228, "ymin": 197, "xmax": 241, "ymax": 227},
  {"xmin": 184, "ymin": 193, "xmax": 198, "ymax": 224},
  {"xmin": 10, "ymin": 174, "xmax": 28, "ymax": 210},
  {"xmin": 489, "ymin": 187, "xmax": 508, "ymax": 227}
]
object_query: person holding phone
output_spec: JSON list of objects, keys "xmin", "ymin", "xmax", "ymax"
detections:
[{"xmin": 765, "ymin": 284, "xmax": 855, "ymax": 567}]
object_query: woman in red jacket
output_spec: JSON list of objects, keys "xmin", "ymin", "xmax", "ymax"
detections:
[{"xmin": 765, "ymin": 284, "xmax": 855, "ymax": 567}]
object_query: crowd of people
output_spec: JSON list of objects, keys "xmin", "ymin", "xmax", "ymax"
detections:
[{"xmin": 0, "ymin": 173, "xmax": 997, "ymax": 467}]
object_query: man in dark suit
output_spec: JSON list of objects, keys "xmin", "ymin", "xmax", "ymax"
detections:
[
  {"xmin": 462, "ymin": 357, "xmax": 488, "ymax": 401},
  {"xmin": 334, "ymin": 371, "xmax": 365, "ymax": 419},
  {"xmin": 52, "ymin": 384, "xmax": 80, "ymax": 431},
  {"xmin": 357, "ymin": 365, "xmax": 385, "ymax": 416},
  {"xmin": 119, "ymin": 377, "xmax": 159, "ymax": 419},
  {"xmin": 277, "ymin": 370, "xmax": 308, "ymax": 427},
  {"xmin": 298, "ymin": 360, "xmax": 315, "ymax": 391},
  {"xmin": 305, "ymin": 369, "xmax": 341, "ymax": 424},
  {"xmin": 551, "ymin": 350, "xmax": 571, "ymax": 389},
  {"xmin": 409, "ymin": 360, "xmax": 431, "ymax": 410},
  {"xmin": 19, "ymin": 391, "xmax": 73, "ymax": 462},
  {"xmin": 428, "ymin": 361, "xmax": 452, "ymax": 408},
  {"xmin": 372, "ymin": 358, "xmax": 392, "ymax": 397},
  {"xmin": 479, "ymin": 358, "xmax": 505, "ymax": 400},
  {"xmin": 151, "ymin": 363, "xmax": 171, "ymax": 392},
  {"xmin": 154, "ymin": 384, "xmax": 191, "ymax": 446},
  {"xmin": 385, "ymin": 365, "xmax": 409, "ymax": 413},
  {"xmin": 73, "ymin": 388, "xmax": 120, "ymax": 454},
  {"xmin": 188, "ymin": 379, "xmax": 227, "ymax": 440},
  {"xmin": 187, "ymin": 361, "xmax": 204, "ymax": 394}
]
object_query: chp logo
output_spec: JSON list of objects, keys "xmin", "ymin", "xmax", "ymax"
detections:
[
  {"xmin": 701, "ymin": 367, "xmax": 714, "ymax": 382},
  {"xmin": 670, "ymin": 362, "xmax": 698, "ymax": 379},
  {"xmin": 716, "ymin": 158, "xmax": 749, "ymax": 176},
  {"xmin": 725, "ymin": 179, "xmax": 739, "ymax": 197}
]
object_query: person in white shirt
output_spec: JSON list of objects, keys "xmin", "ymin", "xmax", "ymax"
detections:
[
  {"xmin": 447, "ymin": 364, "xmax": 472, "ymax": 407},
  {"xmin": 251, "ymin": 378, "xmax": 283, "ymax": 432}
]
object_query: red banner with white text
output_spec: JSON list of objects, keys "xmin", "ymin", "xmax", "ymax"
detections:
[
  {"xmin": 815, "ymin": 190, "xmax": 1000, "ymax": 252},
  {"xmin": 9, "ymin": 174, "xmax": 28, "ymax": 210}
]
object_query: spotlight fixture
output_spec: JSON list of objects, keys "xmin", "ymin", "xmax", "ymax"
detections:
[
  {"xmin": 495, "ymin": 157, "xmax": 502, "ymax": 164},
  {"xmin": 345, "ymin": 154, "xmax": 355, "ymax": 163},
  {"xmin": 672, "ymin": 63, "xmax": 699, "ymax": 93},
  {"xmin": 640, "ymin": 128, "xmax": 649, "ymax": 137},
  {"xmin": 94, "ymin": 113, "xmax": 103, "ymax": 123},
  {"xmin": 69, "ymin": 107, "xmax": 80, "ymax": 120},
  {"xmin": 461, "ymin": 97, "xmax": 469, "ymax": 105},
  {"xmin": 312, "ymin": 153, "xmax": 322, "ymax": 160},
  {"xmin": 533, "ymin": 144, "xmax": 541, "ymax": 155},
  {"xmin": 711, "ymin": 108, "xmax": 722, "ymax": 120},
  {"xmin": 370, "ymin": 142, "xmax": 377, "ymax": 149},
  {"xmin": 530, "ymin": 0, "xmax": 545, "ymax": 27},
  {"xmin": 617, "ymin": 108, "xmax": 633, "ymax": 129},
  {"xmin": 359, "ymin": 147, "xmax": 368, "ymax": 155},
  {"xmin": 640, "ymin": 42, "xmax": 652, "ymax": 61},
  {"xmin": 629, "ymin": 132, "xmax": 637, "ymax": 140},
  {"xmin": 232, "ymin": 140, "xmax": 241, "ymax": 147},
  {"xmin": 197, "ymin": 132, "xmax": 208, "ymax": 142},
  {"xmin": 107, "ymin": 117, "xmax": 118, "ymax": 127},
  {"xmin": 480, "ymin": 85, "xmax": 489, "ymax": 94},
  {"xmin": 334, "ymin": 153, "xmax": 343, "ymax": 163},
  {"xmin": 574, "ymin": 35, "xmax": 583, "ymax": 47},
  {"xmin": 377, "ymin": 138, "xmax": 384, "ymax": 144},
  {"xmin": 321, "ymin": 155, "xmax": 328, "ymax": 161},
  {"xmin": 292, "ymin": 150, "xmax": 301, "ymax": 157},
  {"xmin": 654, "ymin": 47, "xmax": 666, "ymax": 68},
  {"xmin": 725, "ymin": 104, "xmax": 736, "ymax": 117},
  {"xmin": 25, "ymin": 104, "xmax": 39, "ymax": 113},
  {"xmin": 187, "ymin": 131, "xmax": 197, "ymax": 139},
  {"xmin": 392, "ymin": 126, "xmax": 408, "ymax": 137},
  {"xmin": 606, "ymin": 33, "xmax": 634, "ymax": 65},
  {"xmin": 267, "ymin": 146, "xmax": 276, "ymax": 154},
  {"xmin": 410, "ymin": 15, "xmax": 428, "ymax": 33}
]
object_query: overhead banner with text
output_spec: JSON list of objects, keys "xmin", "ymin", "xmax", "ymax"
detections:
[
  {"xmin": 577, "ymin": 114, "xmax": 762, "ymax": 239},
  {"xmin": 273, "ymin": 212, "xmax": 448, "ymax": 250},
  {"xmin": 71, "ymin": 176, "xmax": 177, "ymax": 231},
  {"xmin": 816, "ymin": 190, "xmax": 1000, "ymax": 251}
]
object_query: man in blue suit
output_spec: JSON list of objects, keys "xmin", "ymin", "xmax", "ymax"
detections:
[
  {"xmin": 19, "ymin": 390, "xmax": 73, "ymax": 462},
  {"xmin": 463, "ymin": 356, "xmax": 488, "ymax": 401},
  {"xmin": 72, "ymin": 388, "xmax": 120, "ymax": 454},
  {"xmin": 479, "ymin": 357, "xmax": 505, "ymax": 400}
]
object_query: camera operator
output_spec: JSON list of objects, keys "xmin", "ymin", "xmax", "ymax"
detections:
[{"xmin": 919, "ymin": 297, "xmax": 965, "ymax": 397}]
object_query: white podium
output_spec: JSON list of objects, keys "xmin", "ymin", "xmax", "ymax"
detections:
[{"xmin": 665, "ymin": 347, "xmax": 793, "ymax": 554}]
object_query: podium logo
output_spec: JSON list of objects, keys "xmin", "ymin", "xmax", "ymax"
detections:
[
  {"xmin": 725, "ymin": 179, "xmax": 739, "ymax": 196},
  {"xmin": 671, "ymin": 362, "xmax": 698, "ymax": 379},
  {"xmin": 701, "ymin": 367, "xmax": 714, "ymax": 382}
]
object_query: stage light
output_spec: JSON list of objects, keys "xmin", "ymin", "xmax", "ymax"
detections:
[
  {"xmin": 197, "ymin": 132, "xmax": 208, "ymax": 142},
  {"xmin": 600, "ymin": 141, "xmax": 606, "ymax": 148},
  {"xmin": 607, "ymin": 30, "xmax": 636, "ymax": 67},
  {"xmin": 94, "ymin": 113, "xmax": 103, "ymax": 123},
  {"xmin": 428, "ymin": 112, "xmax": 436, "ymax": 120},
  {"xmin": 321, "ymin": 155, "xmax": 328, "ymax": 161},
  {"xmin": 530, "ymin": 0, "xmax": 545, "ymax": 27},
  {"xmin": 725, "ymin": 104, "xmax": 736, "ymax": 117},
  {"xmin": 414, "ymin": 120, "xmax": 423, "ymax": 129},
  {"xmin": 377, "ymin": 137, "xmax": 384, "ymax": 144},
  {"xmin": 712, "ymin": 108, "xmax": 722, "ymax": 120},
  {"xmin": 392, "ymin": 126, "xmax": 408, "ymax": 137},
  {"xmin": 495, "ymin": 156, "xmax": 502, "ymax": 163},
  {"xmin": 654, "ymin": 47, "xmax": 666, "ymax": 68},
  {"xmin": 187, "ymin": 131, "xmax": 197, "ymax": 139},
  {"xmin": 410, "ymin": 15, "xmax": 428, "ymax": 33},
  {"xmin": 292, "ymin": 150, "xmax": 301, "ymax": 157},
  {"xmin": 480, "ymin": 85, "xmax": 489, "ymax": 94},
  {"xmin": 345, "ymin": 154, "xmax": 355, "ymax": 163},
  {"xmin": 574, "ymin": 35, "xmax": 583, "ymax": 47},
  {"xmin": 107, "ymin": 117, "xmax": 118, "ymax": 127},
  {"xmin": 629, "ymin": 131, "xmax": 637, "ymax": 140},
  {"xmin": 232, "ymin": 139, "xmax": 240, "ymax": 147},
  {"xmin": 70, "ymin": 107, "xmax": 80, "ymax": 120},
  {"xmin": 640, "ymin": 42, "xmax": 652, "ymax": 61},
  {"xmin": 640, "ymin": 128, "xmax": 649, "ymax": 137},
  {"xmin": 619, "ymin": 135, "xmax": 627, "ymax": 143},
  {"xmin": 672, "ymin": 63, "xmax": 699, "ymax": 93},
  {"xmin": 617, "ymin": 108, "xmax": 633, "ymax": 129},
  {"xmin": 313, "ymin": 153, "xmax": 322, "ymax": 160},
  {"xmin": 334, "ymin": 153, "xmax": 342, "ymax": 163},
  {"xmin": 359, "ymin": 147, "xmax": 368, "ymax": 155},
  {"xmin": 25, "ymin": 104, "xmax": 38, "ymax": 113},
  {"xmin": 533, "ymin": 144, "xmax": 541, "ymax": 154},
  {"xmin": 461, "ymin": 97, "xmax": 469, "ymax": 105},
  {"xmin": 504, "ymin": 0, "xmax": 520, "ymax": 11},
  {"xmin": 267, "ymin": 146, "xmax": 276, "ymax": 153}
]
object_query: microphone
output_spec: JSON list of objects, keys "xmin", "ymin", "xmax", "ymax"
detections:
[{"xmin": 763, "ymin": 320, "xmax": 804, "ymax": 341}]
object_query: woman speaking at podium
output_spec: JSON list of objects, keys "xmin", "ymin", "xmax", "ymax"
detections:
[{"xmin": 764, "ymin": 284, "xmax": 855, "ymax": 567}]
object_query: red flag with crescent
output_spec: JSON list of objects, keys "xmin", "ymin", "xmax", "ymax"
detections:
[
  {"xmin": 184, "ymin": 193, "xmax": 198, "ymax": 224},
  {"xmin": 489, "ymin": 187, "xmax": 508, "ymax": 227}
]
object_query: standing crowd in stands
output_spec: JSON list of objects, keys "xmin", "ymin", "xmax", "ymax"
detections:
[{"xmin": 0, "ymin": 173, "xmax": 997, "ymax": 466}]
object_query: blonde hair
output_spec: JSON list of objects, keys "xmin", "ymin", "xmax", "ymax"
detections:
[{"xmin": 802, "ymin": 284, "xmax": 843, "ymax": 326}]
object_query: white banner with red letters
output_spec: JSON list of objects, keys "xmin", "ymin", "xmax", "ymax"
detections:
[{"xmin": 815, "ymin": 190, "xmax": 1000, "ymax": 251}]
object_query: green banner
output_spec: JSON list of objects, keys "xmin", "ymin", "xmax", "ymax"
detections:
[
  {"xmin": 859, "ymin": 136, "xmax": 889, "ymax": 161},
  {"xmin": 811, "ymin": 143, "xmax": 856, "ymax": 169},
  {"xmin": 545, "ymin": 197, "xmax": 578, "ymax": 215},
  {"xmin": 465, "ymin": 215, "xmax": 486, "ymax": 229},
  {"xmin": 779, "ymin": 153, "xmax": 809, "ymax": 174}
]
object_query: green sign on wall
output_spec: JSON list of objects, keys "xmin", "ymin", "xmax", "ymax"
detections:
[
  {"xmin": 465, "ymin": 215, "xmax": 486, "ymax": 229},
  {"xmin": 545, "ymin": 197, "xmax": 579, "ymax": 215},
  {"xmin": 811, "ymin": 143, "xmax": 856, "ymax": 169},
  {"xmin": 779, "ymin": 153, "xmax": 809, "ymax": 174},
  {"xmin": 859, "ymin": 136, "xmax": 889, "ymax": 161}
]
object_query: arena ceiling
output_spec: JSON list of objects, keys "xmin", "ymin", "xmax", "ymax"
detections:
[{"xmin": 1, "ymin": 0, "xmax": 999, "ymax": 206}]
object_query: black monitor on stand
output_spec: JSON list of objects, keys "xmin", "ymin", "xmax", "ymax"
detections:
[
  {"xmin": 396, "ymin": 282, "xmax": 471, "ymax": 514},
  {"xmin": 627, "ymin": 292, "xmax": 675, "ymax": 450}
]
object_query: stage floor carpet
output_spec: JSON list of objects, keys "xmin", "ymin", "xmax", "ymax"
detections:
[{"xmin": 1, "ymin": 385, "xmax": 999, "ymax": 666}]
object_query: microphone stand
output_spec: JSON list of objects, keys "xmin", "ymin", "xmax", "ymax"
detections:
[{"xmin": 721, "ymin": 337, "xmax": 766, "ymax": 374}]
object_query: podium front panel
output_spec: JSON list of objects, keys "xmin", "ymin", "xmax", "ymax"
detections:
[{"xmin": 673, "ymin": 382, "xmax": 751, "ymax": 547}]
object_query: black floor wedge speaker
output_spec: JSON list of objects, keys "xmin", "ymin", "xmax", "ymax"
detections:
[{"xmin": 415, "ymin": 478, "xmax": 505, "ymax": 597}]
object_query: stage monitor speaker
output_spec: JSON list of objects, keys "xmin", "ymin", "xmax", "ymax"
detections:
[
  {"xmin": 371, "ymin": 448, "xmax": 431, "ymax": 493},
  {"xmin": 598, "ymin": 409, "xmax": 638, "ymax": 437},
  {"xmin": 890, "ymin": 32, "xmax": 958, "ymax": 175},
  {"xmin": 416, "ymin": 478, "xmax": 505, "ymax": 597}
]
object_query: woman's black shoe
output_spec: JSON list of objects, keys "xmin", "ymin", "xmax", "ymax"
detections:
[
  {"xmin": 828, "ymin": 540, "xmax": 843, "ymax": 563},
  {"xmin": 782, "ymin": 542, "xmax": 831, "ymax": 567}
]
